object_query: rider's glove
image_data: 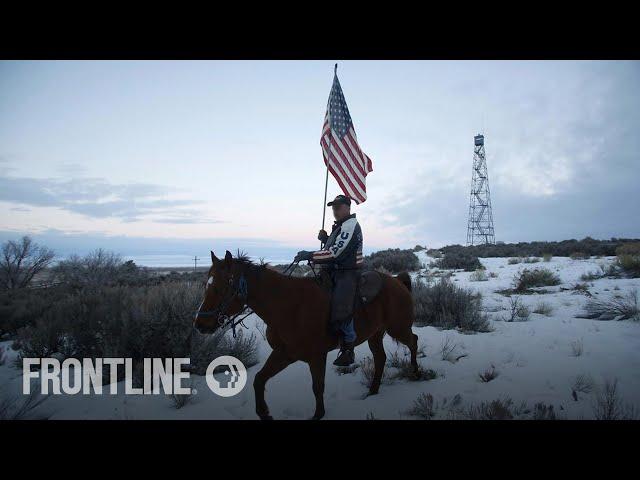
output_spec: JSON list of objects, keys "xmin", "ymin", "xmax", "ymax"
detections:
[
  {"xmin": 295, "ymin": 250, "xmax": 314, "ymax": 262},
  {"xmin": 317, "ymin": 229, "xmax": 329, "ymax": 243}
]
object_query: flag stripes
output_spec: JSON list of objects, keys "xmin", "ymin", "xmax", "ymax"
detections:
[{"xmin": 320, "ymin": 74, "xmax": 373, "ymax": 205}]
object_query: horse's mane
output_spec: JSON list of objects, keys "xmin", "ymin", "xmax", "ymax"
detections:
[
  {"xmin": 232, "ymin": 250, "xmax": 313, "ymax": 282},
  {"xmin": 233, "ymin": 250, "xmax": 266, "ymax": 269}
]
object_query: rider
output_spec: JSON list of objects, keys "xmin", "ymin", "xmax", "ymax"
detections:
[{"xmin": 295, "ymin": 194, "xmax": 363, "ymax": 366}]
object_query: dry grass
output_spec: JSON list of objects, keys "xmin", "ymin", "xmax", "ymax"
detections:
[
  {"xmin": 478, "ymin": 365, "xmax": 499, "ymax": 383},
  {"xmin": 579, "ymin": 290, "xmax": 639, "ymax": 321},
  {"xmin": 533, "ymin": 301, "xmax": 554, "ymax": 316},
  {"xmin": 570, "ymin": 338, "xmax": 584, "ymax": 357}
]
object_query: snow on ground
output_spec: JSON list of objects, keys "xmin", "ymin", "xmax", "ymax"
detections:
[{"xmin": 1, "ymin": 255, "xmax": 639, "ymax": 419}]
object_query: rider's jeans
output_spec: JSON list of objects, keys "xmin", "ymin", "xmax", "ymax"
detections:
[
  {"xmin": 340, "ymin": 319, "xmax": 356, "ymax": 343},
  {"xmin": 330, "ymin": 269, "xmax": 360, "ymax": 345}
]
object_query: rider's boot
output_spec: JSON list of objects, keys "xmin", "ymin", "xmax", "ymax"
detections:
[{"xmin": 333, "ymin": 341, "xmax": 355, "ymax": 366}]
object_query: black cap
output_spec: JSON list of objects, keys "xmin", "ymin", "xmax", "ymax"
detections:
[{"xmin": 327, "ymin": 194, "xmax": 351, "ymax": 207}]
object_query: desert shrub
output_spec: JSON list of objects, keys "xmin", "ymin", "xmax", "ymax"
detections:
[
  {"xmin": 406, "ymin": 393, "xmax": 436, "ymax": 419},
  {"xmin": 413, "ymin": 279, "xmax": 491, "ymax": 332},
  {"xmin": 616, "ymin": 242, "xmax": 640, "ymax": 277},
  {"xmin": 387, "ymin": 350, "xmax": 437, "ymax": 381},
  {"xmin": 426, "ymin": 249, "xmax": 442, "ymax": 258},
  {"xmin": 504, "ymin": 296, "xmax": 530, "ymax": 322},
  {"xmin": 363, "ymin": 249, "xmax": 420, "ymax": 273},
  {"xmin": 570, "ymin": 338, "xmax": 584, "ymax": 357},
  {"xmin": 581, "ymin": 270, "xmax": 604, "ymax": 281},
  {"xmin": 592, "ymin": 378, "xmax": 638, "ymax": 420},
  {"xmin": 578, "ymin": 290, "xmax": 639, "ymax": 321},
  {"xmin": 572, "ymin": 282, "xmax": 591, "ymax": 295},
  {"xmin": 616, "ymin": 242, "xmax": 640, "ymax": 255},
  {"xmin": 170, "ymin": 378, "xmax": 195, "ymax": 409},
  {"xmin": 464, "ymin": 398, "xmax": 520, "ymax": 420},
  {"xmin": 570, "ymin": 252, "xmax": 590, "ymax": 260},
  {"xmin": 440, "ymin": 237, "xmax": 637, "ymax": 259},
  {"xmin": 523, "ymin": 257, "xmax": 540, "ymax": 264},
  {"xmin": 0, "ymin": 285, "xmax": 73, "ymax": 337},
  {"xmin": 478, "ymin": 365, "xmax": 499, "ymax": 382},
  {"xmin": 412, "ymin": 245, "xmax": 426, "ymax": 252},
  {"xmin": 572, "ymin": 374, "xmax": 595, "ymax": 395},
  {"xmin": 531, "ymin": 403, "xmax": 557, "ymax": 420},
  {"xmin": 52, "ymin": 250, "xmax": 151, "ymax": 290},
  {"xmin": 513, "ymin": 268, "xmax": 561, "ymax": 292},
  {"xmin": 14, "ymin": 282, "xmax": 259, "ymax": 383},
  {"xmin": 469, "ymin": 269, "xmax": 488, "ymax": 282},
  {"xmin": 0, "ymin": 387, "xmax": 49, "ymax": 420},
  {"xmin": 542, "ymin": 253, "xmax": 553, "ymax": 262},
  {"xmin": 359, "ymin": 356, "xmax": 389, "ymax": 389},
  {"xmin": 460, "ymin": 397, "xmax": 558, "ymax": 420},
  {"xmin": 439, "ymin": 336, "xmax": 466, "ymax": 362},
  {"xmin": 436, "ymin": 251, "xmax": 482, "ymax": 271},
  {"xmin": 533, "ymin": 301, "xmax": 553, "ymax": 316},
  {"xmin": 508, "ymin": 257, "xmax": 521, "ymax": 265}
]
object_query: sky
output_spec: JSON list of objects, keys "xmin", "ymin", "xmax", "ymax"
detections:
[{"xmin": 0, "ymin": 60, "xmax": 639, "ymax": 261}]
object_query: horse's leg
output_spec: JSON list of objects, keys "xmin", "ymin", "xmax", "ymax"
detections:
[
  {"xmin": 367, "ymin": 330, "xmax": 386, "ymax": 396},
  {"xmin": 387, "ymin": 327, "xmax": 419, "ymax": 375},
  {"xmin": 308, "ymin": 353, "xmax": 327, "ymax": 420},
  {"xmin": 253, "ymin": 349, "xmax": 294, "ymax": 420}
]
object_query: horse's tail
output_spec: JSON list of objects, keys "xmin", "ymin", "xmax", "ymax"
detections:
[{"xmin": 395, "ymin": 271, "xmax": 412, "ymax": 292}]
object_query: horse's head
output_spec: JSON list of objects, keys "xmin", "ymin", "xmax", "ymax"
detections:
[{"xmin": 193, "ymin": 250, "xmax": 249, "ymax": 334}]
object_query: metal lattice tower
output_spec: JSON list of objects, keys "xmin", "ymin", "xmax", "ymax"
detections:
[{"xmin": 466, "ymin": 134, "xmax": 495, "ymax": 245}]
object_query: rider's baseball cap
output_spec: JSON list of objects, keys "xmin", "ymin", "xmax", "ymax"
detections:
[{"xmin": 327, "ymin": 194, "xmax": 352, "ymax": 207}]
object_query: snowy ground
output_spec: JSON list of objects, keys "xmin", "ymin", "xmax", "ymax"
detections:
[{"xmin": 1, "ymin": 254, "xmax": 639, "ymax": 420}]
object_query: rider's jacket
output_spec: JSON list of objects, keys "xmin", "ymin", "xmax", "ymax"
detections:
[{"xmin": 312, "ymin": 213, "xmax": 363, "ymax": 270}]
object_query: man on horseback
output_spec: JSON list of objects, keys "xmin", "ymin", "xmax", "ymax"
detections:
[{"xmin": 295, "ymin": 194, "xmax": 363, "ymax": 367}]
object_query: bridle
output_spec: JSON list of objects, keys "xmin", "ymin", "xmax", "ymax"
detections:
[
  {"xmin": 195, "ymin": 258, "xmax": 319, "ymax": 337},
  {"xmin": 196, "ymin": 271, "xmax": 253, "ymax": 338}
]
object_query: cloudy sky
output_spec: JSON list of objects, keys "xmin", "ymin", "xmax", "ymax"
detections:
[{"xmin": 0, "ymin": 61, "xmax": 638, "ymax": 259}]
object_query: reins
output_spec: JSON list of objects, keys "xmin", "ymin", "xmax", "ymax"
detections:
[{"xmin": 195, "ymin": 271, "xmax": 252, "ymax": 337}]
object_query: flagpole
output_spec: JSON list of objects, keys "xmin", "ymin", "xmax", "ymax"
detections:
[
  {"xmin": 320, "ymin": 166, "xmax": 329, "ymax": 248},
  {"xmin": 320, "ymin": 63, "xmax": 338, "ymax": 248}
]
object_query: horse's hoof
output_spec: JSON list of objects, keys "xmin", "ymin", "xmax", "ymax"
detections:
[
  {"xmin": 310, "ymin": 414, "xmax": 324, "ymax": 420},
  {"xmin": 364, "ymin": 390, "xmax": 379, "ymax": 398},
  {"xmin": 258, "ymin": 414, "xmax": 274, "ymax": 421}
]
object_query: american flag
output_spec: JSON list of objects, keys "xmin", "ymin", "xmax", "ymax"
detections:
[{"xmin": 320, "ymin": 71, "xmax": 373, "ymax": 204}]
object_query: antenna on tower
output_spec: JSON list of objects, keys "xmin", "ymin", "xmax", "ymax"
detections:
[{"xmin": 466, "ymin": 133, "xmax": 495, "ymax": 246}]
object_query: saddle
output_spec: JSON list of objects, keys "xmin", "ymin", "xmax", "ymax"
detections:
[
  {"xmin": 358, "ymin": 270, "xmax": 384, "ymax": 305},
  {"xmin": 318, "ymin": 269, "xmax": 384, "ymax": 306}
]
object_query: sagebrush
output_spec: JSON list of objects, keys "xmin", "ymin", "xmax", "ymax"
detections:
[{"xmin": 413, "ymin": 278, "xmax": 491, "ymax": 332}]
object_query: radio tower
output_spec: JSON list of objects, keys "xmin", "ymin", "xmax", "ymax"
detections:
[{"xmin": 466, "ymin": 134, "xmax": 495, "ymax": 245}]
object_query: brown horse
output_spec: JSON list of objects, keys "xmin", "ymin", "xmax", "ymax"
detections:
[{"xmin": 194, "ymin": 250, "xmax": 418, "ymax": 420}]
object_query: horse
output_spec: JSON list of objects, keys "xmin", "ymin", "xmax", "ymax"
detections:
[{"xmin": 193, "ymin": 250, "xmax": 418, "ymax": 420}]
